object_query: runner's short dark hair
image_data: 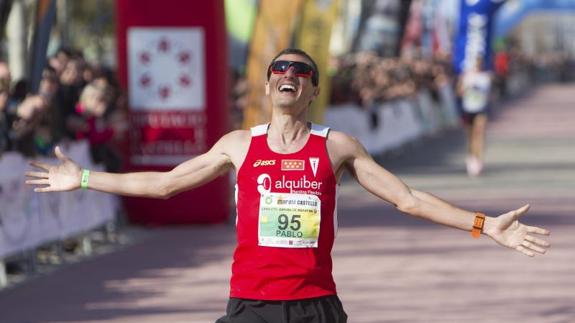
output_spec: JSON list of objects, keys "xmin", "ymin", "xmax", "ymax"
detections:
[{"xmin": 266, "ymin": 48, "xmax": 319, "ymax": 86}]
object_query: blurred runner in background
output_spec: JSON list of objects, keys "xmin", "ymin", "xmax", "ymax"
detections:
[{"xmin": 457, "ymin": 57, "xmax": 493, "ymax": 177}]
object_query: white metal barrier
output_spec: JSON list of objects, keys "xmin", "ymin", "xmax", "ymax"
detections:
[
  {"xmin": 0, "ymin": 141, "xmax": 117, "ymax": 263},
  {"xmin": 325, "ymin": 86, "xmax": 460, "ymax": 155}
]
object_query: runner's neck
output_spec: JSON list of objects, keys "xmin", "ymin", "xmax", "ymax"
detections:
[{"xmin": 267, "ymin": 118, "xmax": 311, "ymax": 154}]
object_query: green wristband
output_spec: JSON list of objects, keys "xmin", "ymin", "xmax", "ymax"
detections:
[{"xmin": 80, "ymin": 169, "xmax": 90, "ymax": 189}]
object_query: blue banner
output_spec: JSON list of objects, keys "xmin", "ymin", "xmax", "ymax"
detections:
[
  {"xmin": 495, "ymin": 0, "xmax": 575, "ymax": 38},
  {"xmin": 452, "ymin": 0, "xmax": 505, "ymax": 74}
]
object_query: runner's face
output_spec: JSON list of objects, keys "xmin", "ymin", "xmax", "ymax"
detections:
[{"xmin": 266, "ymin": 54, "xmax": 318, "ymax": 111}]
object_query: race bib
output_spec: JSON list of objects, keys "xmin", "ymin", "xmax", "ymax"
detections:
[
  {"xmin": 462, "ymin": 88, "xmax": 489, "ymax": 113},
  {"xmin": 258, "ymin": 192, "xmax": 321, "ymax": 248}
]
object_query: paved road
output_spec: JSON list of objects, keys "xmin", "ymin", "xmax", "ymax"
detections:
[{"xmin": 1, "ymin": 84, "xmax": 574, "ymax": 323}]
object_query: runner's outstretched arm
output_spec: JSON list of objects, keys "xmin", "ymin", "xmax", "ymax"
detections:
[
  {"xmin": 329, "ymin": 131, "xmax": 550, "ymax": 257},
  {"xmin": 25, "ymin": 132, "xmax": 239, "ymax": 199}
]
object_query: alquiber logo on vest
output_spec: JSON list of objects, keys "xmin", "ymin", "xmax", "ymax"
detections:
[{"xmin": 257, "ymin": 173, "xmax": 323, "ymax": 195}]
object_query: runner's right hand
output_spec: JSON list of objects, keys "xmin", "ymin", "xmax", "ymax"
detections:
[{"xmin": 25, "ymin": 146, "xmax": 82, "ymax": 192}]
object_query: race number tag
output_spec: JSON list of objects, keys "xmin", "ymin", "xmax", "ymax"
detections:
[{"xmin": 258, "ymin": 192, "xmax": 321, "ymax": 248}]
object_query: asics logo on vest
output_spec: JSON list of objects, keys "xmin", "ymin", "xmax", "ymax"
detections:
[
  {"xmin": 257, "ymin": 173, "xmax": 322, "ymax": 195},
  {"xmin": 253, "ymin": 159, "xmax": 276, "ymax": 167}
]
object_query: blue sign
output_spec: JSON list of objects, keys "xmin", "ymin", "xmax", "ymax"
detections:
[{"xmin": 453, "ymin": 0, "xmax": 506, "ymax": 74}]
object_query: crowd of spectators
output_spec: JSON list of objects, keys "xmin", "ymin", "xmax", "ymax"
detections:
[
  {"xmin": 319, "ymin": 48, "xmax": 571, "ymax": 110},
  {"xmin": 0, "ymin": 48, "xmax": 127, "ymax": 172},
  {"xmin": 329, "ymin": 51, "xmax": 453, "ymax": 108}
]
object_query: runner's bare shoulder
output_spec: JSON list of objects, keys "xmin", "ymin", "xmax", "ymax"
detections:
[
  {"xmin": 326, "ymin": 130, "xmax": 365, "ymax": 157},
  {"xmin": 216, "ymin": 129, "xmax": 251, "ymax": 169}
]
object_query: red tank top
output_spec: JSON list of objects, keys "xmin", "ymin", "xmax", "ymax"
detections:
[{"xmin": 231, "ymin": 123, "xmax": 338, "ymax": 300}]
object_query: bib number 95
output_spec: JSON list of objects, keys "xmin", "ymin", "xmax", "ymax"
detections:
[{"xmin": 278, "ymin": 214, "xmax": 301, "ymax": 231}]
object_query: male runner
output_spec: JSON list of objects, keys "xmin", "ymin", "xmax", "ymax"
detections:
[
  {"xmin": 457, "ymin": 56, "xmax": 493, "ymax": 177},
  {"xmin": 26, "ymin": 48, "xmax": 550, "ymax": 323}
]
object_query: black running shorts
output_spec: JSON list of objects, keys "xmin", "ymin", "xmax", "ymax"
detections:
[{"xmin": 215, "ymin": 295, "xmax": 348, "ymax": 323}]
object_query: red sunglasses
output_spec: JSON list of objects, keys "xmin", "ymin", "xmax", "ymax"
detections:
[{"xmin": 268, "ymin": 60, "xmax": 318, "ymax": 85}]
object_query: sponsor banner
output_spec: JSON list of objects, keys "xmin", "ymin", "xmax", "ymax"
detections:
[
  {"xmin": 242, "ymin": 0, "xmax": 305, "ymax": 128},
  {"xmin": 295, "ymin": 0, "xmax": 341, "ymax": 123},
  {"xmin": 127, "ymin": 27, "xmax": 206, "ymax": 166},
  {"xmin": 452, "ymin": 0, "xmax": 506, "ymax": 74},
  {"xmin": 128, "ymin": 28, "xmax": 206, "ymax": 111},
  {"xmin": 116, "ymin": 0, "xmax": 229, "ymax": 224},
  {"xmin": 129, "ymin": 110, "xmax": 207, "ymax": 166},
  {"xmin": 224, "ymin": 0, "xmax": 258, "ymax": 67},
  {"xmin": 355, "ymin": 0, "xmax": 403, "ymax": 56},
  {"xmin": 28, "ymin": 0, "xmax": 57, "ymax": 93},
  {"xmin": 420, "ymin": 0, "xmax": 436, "ymax": 58},
  {"xmin": 401, "ymin": 0, "xmax": 423, "ymax": 58},
  {"xmin": 0, "ymin": 142, "xmax": 116, "ymax": 259},
  {"xmin": 225, "ymin": 0, "xmax": 257, "ymax": 43},
  {"xmin": 431, "ymin": 0, "xmax": 452, "ymax": 56}
]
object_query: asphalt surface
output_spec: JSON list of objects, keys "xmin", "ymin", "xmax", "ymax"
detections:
[{"xmin": 0, "ymin": 84, "xmax": 573, "ymax": 323}]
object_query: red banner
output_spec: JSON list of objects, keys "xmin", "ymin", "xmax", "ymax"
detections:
[{"xmin": 116, "ymin": 0, "xmax": 229, "ymax": 225}]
